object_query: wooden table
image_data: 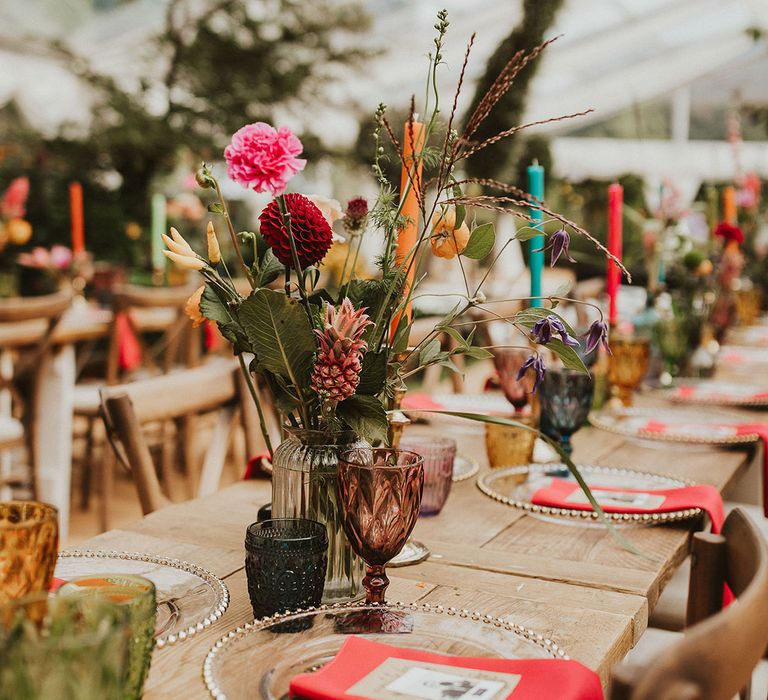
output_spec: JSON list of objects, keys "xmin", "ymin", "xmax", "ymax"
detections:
[{"xmin": 72, "ymin": 400, "xmax": 754, "ymax": 698}]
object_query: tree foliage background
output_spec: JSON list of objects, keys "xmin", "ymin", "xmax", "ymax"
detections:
[{"xmin": 0, "ymin": 0, "xmax": 370, "ymax": 263}]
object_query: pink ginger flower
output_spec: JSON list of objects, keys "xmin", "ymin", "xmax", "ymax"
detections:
[
  {"xmin": 1, "ymin": 177, "xmax": 30, "ymax": 218},
  {"xmin": 224, "ymin": 123, "xmax": 306, "ymax": 196}
]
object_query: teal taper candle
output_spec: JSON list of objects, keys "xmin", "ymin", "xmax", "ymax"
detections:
[{"xmin": 527, "ymin": 161, "xmax": 545, "ymax": 307}]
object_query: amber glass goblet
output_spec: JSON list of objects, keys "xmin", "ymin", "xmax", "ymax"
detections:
[
  {"xmin": 338, "ymin": 448, "xmax": 423, "ymax": 604},
  {"xmin": 608, "ymin": 337, "xmax": 650, "ymax": 407},
  {"xmin": 0, "ymin": 501, "xmax": 58, "ymax": 606}
]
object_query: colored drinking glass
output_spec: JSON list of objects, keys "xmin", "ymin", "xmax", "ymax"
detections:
[
  {"xmin": 539, "ymin": 368, "xmax": 594, "ymax": 457},
  {"xmin": 245, "ymin": 518, "xmax": 328, "ymax": 619},
  {"xmin": 338, "ymin": 448, "xmax": 423, "ymax": 604},
  {"xmin": 58, "ymin": 574, "xmax": 156, "ymax": 699},
  {"xmin": 0, "ymin": 501, "xmax": 58, "ymax": 606},
  {"xmin": 399, "ymin": 436, "xmax": 456, "ymax": 516},
  {"xmin": 608, "ymin": 337, "xmax": 650, "ymax": 406}
]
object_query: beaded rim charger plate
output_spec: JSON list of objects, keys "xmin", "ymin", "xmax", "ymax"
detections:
[
  {"xmin": 589, "ymin": 407, "xmax": 761, "ymax": 445},
  {"xmin": 663, "ymin": 380, "xmax": 768, "ymax": 407},
  {"xmin": 55, "ymin": 550, "xmax": 229, "ymax": 647},
  {"xmin": 203, "ymin": 601, "xmax": 568, "ymax": 700},
  {"xmin": 477, "ymin": 463, "xmax": 701, "ymax": 525}
]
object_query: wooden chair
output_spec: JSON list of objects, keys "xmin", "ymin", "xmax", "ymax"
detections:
[
  {"xmin": 75, "ymin": 283, "xmax": 200, "ymax": 528},
  {"xmin": 99, "ymin": 360, "xmax": 266, "ymax": 514},
  {"xmin": 610, "ymin": 508, "xmax": 768, "ymax": 700},
  {"xmin": 0, "ymin": 290, "xmax": 72, "ymax": 498}
]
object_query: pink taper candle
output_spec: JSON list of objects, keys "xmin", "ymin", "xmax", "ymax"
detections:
[{"xmin": 607, "ymin": 183, "xmax": 623, "ymax": 326}]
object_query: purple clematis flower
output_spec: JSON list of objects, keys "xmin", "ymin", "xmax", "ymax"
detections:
[
  {"xmin": 516, "ymin": 354, "xmax": 546, "ymax": 393},
  {"xmin": 531, "ymin": 316, "xmax": 580, "ymax": 348},
  {"xmin": 584, "ymin": 319, "xmax": 611, "ymax": 355},
  {"xmin": 534, "ymin": 228, "xmax": 577, "ymax": 267}
]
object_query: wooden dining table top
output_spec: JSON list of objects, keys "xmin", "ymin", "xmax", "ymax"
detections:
[{"xmin": 71, "ymin": 369, "xmax": 760, "ymax": 699}]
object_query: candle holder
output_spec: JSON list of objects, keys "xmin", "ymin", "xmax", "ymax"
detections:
[{"xmin": 608, "ymin": 337, "xmax": 650, "ymax": 407}]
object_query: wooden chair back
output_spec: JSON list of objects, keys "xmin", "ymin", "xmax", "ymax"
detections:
[
  {"xmin": 105, "ymin": 283, "xmax": 201, "ymax": 384},
  {"xmin": 100, "ymin": 360, "xmax": 249, "ymax": 514},
  {"xmin": 610, "ymin": 508, "xmax": 768, "ymax": 700}
]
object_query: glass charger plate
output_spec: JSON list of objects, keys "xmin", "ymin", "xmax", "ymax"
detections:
[
  {"xmin": 452, "ymin": 454, "xmax": 479, "ymax": 482},
  {"xmin": 589, "ymin": 407, "xmax": 760, "ymax": 446},
  {"xmin": 56, "ymin": 550, "xmax": 229, "ymax": 648},
  {"xmin": 477, "ymin": 463, "xmax": 700, "ymax": 526},
  {"xmin": 662, "ymin": 380, "xmax": 768, "ymax": 407},
  {"xmin": 203, "ymin": 601, "xmax": 567, "ymax": 700},
  {"xmin": 404, "ymin": 393, "xmax": 513, "ymax": 424}
]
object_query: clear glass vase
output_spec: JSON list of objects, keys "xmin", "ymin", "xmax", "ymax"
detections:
[{"xmin": 271, "ymin": 429, "xmax": 367, "ymax": 603}]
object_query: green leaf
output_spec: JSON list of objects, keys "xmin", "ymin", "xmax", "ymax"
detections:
[
  {"xmin": 514, "ymin": 227, "xmax": 543, "ymax": 242},
  {"xmin": 438, "ymin": 325, "xmax": 468, "ymax": 348},
  {"xmin": 420, "ymin": 338, "xmax": 442, "ymax": 366},
  {"xmin": 546, "ymin": 338, "xmax": 588, "ymax": 373},
  {"xmin": 238, "ymin": 289, "xmax": 315, "ymax": 390},
  {"xmin": 552, "ymin": 281, "xmax": 572, "ymax": 297},
  {"xmin": 462, "ymin": 222, "xmax": 495, "ymax": 259},
  {"xmin": 207, "ymin": 203, "xmax": 224, "ymax": 214},
  {"xmin": 200, "ymin": 285, "xmax": 234, "ymax": 325},
  {"xmin": 454, "ymin": 204, "xmax": 466, "ymax": 229},
  {"xmin": 357, "ymin": 350, "xmax": 387, "ymax": 395},
  {"xmin": 461, "ymin": 346, "xmax": 493, "ymax": 360},
  {"xmin": 438, "ymin": 358, "xmax": 463, "ymax": 375},
  {"xmin": 391, "ymin": 315, "xmax": 411, "ymax": 353},
  {"xmin": 337, "ymin": 394, "xmax": 388, "ymax": 445},
  {"xmin": 256, "ymin": 249, "xmax": 283, "ymax": 287}
]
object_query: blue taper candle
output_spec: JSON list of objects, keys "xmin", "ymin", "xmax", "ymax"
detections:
[{"xmin": 527, "ymin": 161, "xmax": 545, "ymax": 307}]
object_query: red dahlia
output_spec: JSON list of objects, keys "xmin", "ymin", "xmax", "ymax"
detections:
[{"xmin": 258, "ymin": 193, "xmax": 333, "ymax": 268}]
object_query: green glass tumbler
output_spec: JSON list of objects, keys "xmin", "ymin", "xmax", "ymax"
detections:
[
  {"xmin": 59, "ymin": 574, "xmax": 156, "ymax": 699},
  {"xmin": 0, "ymin": 591, "xmax": 131, "ymax": 700}
]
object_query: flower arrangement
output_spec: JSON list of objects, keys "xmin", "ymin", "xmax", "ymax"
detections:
[
  {"xmin": 0, "ymin": 177, "xmax": 33, "ymax": 250},
  {"xmin": 164, "ymin": 11, "xmax": 627, "ymax": 459}
]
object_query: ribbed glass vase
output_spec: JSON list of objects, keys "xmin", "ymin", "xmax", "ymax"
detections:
[{"xmin": 271, "ymin": 429, "xmax": 367, "ymax": 603}]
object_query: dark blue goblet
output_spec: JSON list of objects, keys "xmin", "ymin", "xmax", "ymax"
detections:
[{"xmin": 538, "ymin": 368, "xmax": 594, "ymax": 457}]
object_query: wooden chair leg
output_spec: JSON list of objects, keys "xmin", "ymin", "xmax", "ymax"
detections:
[
  {"xmin": 98, "ymin": 446, "xmax": 115, "ymax": 532},
  {"xmin": 197, "ymin": 407, "xmax": 236, "ymax": 498},
  {"xmin": 79, "ymin": 417, "xmax": 96, "ymax": 510}
]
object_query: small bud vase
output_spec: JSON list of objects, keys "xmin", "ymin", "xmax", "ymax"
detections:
[{"xmin": 271, "ymin": 429, "xmax": 367, "ymax": 603}]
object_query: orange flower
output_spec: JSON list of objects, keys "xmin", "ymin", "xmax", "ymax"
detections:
[
  {"xmin": 185, "ymin": 285, "xmax": 206, "ymax": 328},
  {"xmin": 429, "ymin": 207, "xmax": 470, "ymax": 259},
  {"xmin": 5, "ymin": 218, "xmax": 32, "ymax": 246}
]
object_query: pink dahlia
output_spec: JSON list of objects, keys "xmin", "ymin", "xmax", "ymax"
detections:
[
  {"xmin": 224, "ymin": 123, "xmax": 306, "ymax": 196},
  {"xmin": 258, "ymin": 193, "xmax": 333, "ymax": 268}
]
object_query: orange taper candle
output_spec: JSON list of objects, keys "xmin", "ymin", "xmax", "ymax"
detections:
[
  {"xmin": 69, "ymin": 182, "xmax": 85, "ymax": 255},
  {"xmin": 723, "ymin": 185, "xmax": 737, "ymax": 225},
  {"xmin": 391, "ymin": 117, "xmax": 425, "ymax": 337}
]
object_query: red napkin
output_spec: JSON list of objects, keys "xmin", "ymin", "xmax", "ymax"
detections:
[
  {"xmin": 50, "ymin": 577, "xmax": 67, "ymax": 592},
  {"xmin": 675, "ymin": 386, "xmax": 768, "ymax": 402},
  {"xmin": 115, "ymin": 312, "xmax": 142, "ymax": 372},
  {"xmin": 290, "ymin": 636, "xmax": 603, "ymax": 700},
  {"xmin": 401, "ymin": 394, "xmax": 445, "ymax": 411},
  {"xmin": 644, "ymin": 420, "xmax": 768, "ymax": 518},
  {"xmin": 531, "ymin": 479, "xmax": 724, "ymax": 533}
]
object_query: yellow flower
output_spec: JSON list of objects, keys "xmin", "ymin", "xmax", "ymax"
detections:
[
  {"xmin": 5, "ymin": 218, "xmax": 32, "ymax": 246},
  {"xmin": 430, "ymin": 207, "xmax": 470, "ymax": 259},
  {"xmin": 169, "ymin": 226, "xmax": 195, "ymax": 255},
  {"xmin": 185, "ymin": 286, "xmax": 206, "ymax": 328},
  {"xmin": 306, "ymin": 194, "xmax": 344, "ymax": 226},
  {"xmin": 206, "ymin": 221, "xmax": 221, "ymax": 264}
]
